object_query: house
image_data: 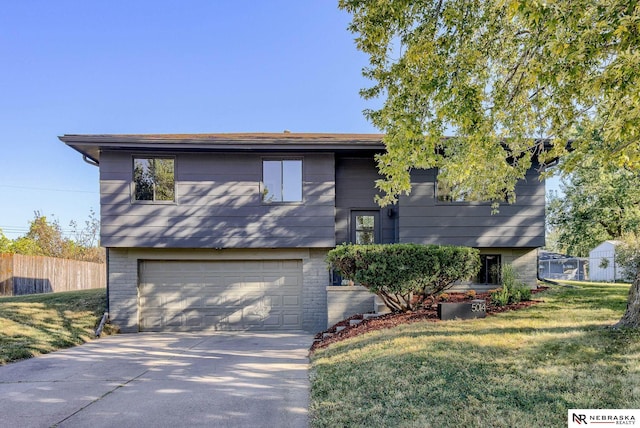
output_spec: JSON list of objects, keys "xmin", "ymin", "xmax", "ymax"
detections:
[
  {"xmin": 61, "ymin": 133, "xmax": 545, "ymax": 333},
  {"xmin": 538, "ymin": 250, "xmax": 588, "ymax": 281},
  {"xmin": 589, "ymin": 240, "xmax": 623, "ymax": 282}
]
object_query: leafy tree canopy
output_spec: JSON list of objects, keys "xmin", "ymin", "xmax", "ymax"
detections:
[
  {"xmin": 339, "ymin": 0, "xmax": 640, "ymax": 206},
  {"xmin": 547, "ymin": 166, "xmax": 640, "ymax": 256}
]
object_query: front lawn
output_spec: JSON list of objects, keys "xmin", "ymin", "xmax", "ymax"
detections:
[
  {"xmin": 0, "ymin": 289, "xmax": 115, "ymax": 364},
  {"xmin": 310, "ymin": 281, "xmax": 640, "ymax": 427}
]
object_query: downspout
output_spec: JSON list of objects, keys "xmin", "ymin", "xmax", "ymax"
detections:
[
  {"xmin": 105, "ymin": 247, "xmax": 110, "ymax": 313},
  {"xmin": 96, "ymin": 248, "xmax": 110, "ymax": 337}
]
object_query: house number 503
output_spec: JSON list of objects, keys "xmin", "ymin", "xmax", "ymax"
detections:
[{"xmin": 471, "ymin": 303, "xmax": 486, "ymax": 312}]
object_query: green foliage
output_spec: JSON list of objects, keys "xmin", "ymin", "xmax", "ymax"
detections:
[
  {"xmin": 547, "ymin": 166, "xmax": 640, "ymax": 256},
  {"xmin": 326, "ymin": 243, "xmax": 480, "ymax": 312},
  {"xmin": 614, "ymin": 234, "xmax": 640, "ymax": 328},
  {"xmin": 616, "ymin": 234, "xmax": 640, "ymax": 283},
  {"xmin": 133, "ymin": 157, "xmax": 175, "ymax": 201},
  {"xmin": 490, "ymin": 264, "xmax": 531, "ymax": 306},
  {"xmin": 339, "ymin": 0, "xmax": 640, "ymax": 206},
  {"xmin": 0, "ymin": 211, "xmax": 104, "ymax": 263},
  {"xmin": 0, "ymin": 229, "xmax": 11, "ymax": 254},
  {"xmin": 490, "ymin": 286, "xmax": 511, "ymax": 307}
]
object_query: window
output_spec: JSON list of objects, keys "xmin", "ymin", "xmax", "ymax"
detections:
[
  {"xmin": 436, "ymin": 176, "xmax": 481, "ymax": 202},
  {"xmin": 133, "ymin": 157, "xmax": 175, "ymax": 202},
  {"xmin": 436, "ymin": 169, "xmax": 510, "ymax": 203},
  {"xmin": 350, "ymin": 211, "xmax": 380, "ymax": 244},
  {"xmin": 262, "ymin": 159, "xmax": 302, "ymax": 203},
  {"xmin": 355, "ymin": 215, "xmax": 375, "ymax": 244},
  {"xmin": 477, "ymin": 254, "xmax": 501, "ymax": 284}
]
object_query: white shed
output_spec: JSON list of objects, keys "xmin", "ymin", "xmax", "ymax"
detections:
[{"xmin": 588, "ymin": 240, "xmax": 622, "ymax": 282}]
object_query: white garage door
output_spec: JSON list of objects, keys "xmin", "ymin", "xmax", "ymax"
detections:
[{"xmin": 139, "ymin": 260, "xmax": 303, "ymax": 331}]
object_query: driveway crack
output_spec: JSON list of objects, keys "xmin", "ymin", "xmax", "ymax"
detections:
[{"xmin": 51, "ymin": 369, "xmax": 149, "ymax": 428}]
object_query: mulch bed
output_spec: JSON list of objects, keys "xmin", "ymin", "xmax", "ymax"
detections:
[{"xmin": 310, "ymin": 287, "xmax": 548, "ymax": 353}]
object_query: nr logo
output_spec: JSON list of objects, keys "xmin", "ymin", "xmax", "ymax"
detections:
[{"xmin": 573, "ymin": 413, "xmax": 588, "ymax": 424}]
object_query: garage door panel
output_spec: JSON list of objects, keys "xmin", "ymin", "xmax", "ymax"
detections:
[
  {"xmin": 139, "ymin": 260, "xmax": 302, "ymax": 331},
  {"xmin": 283, "ymin": 312, "xmax": 301, "ymax": 328},
  {"xmin": 283, "ymin": 295, "xmax": 300, "ymax": 307}
]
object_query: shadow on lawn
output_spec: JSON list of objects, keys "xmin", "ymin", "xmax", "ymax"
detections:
[{"xmin": 0, "ymin": 292, "xmax": 108, "ymax": 363}]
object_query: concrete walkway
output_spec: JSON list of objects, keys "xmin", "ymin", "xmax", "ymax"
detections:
[{"xmin": 0, "ymin": 332, "xmax": 313, "ymax": 428}]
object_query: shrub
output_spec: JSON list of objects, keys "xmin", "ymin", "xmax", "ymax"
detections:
[
  {"xmin": 616, "ymin": 233, "xmax": 640, "ymax": 282},
  {"xmin": 489, "ymin": 264, "xmax": 532, "ymax": 306},
  {"xmin": 490, "ymin": 287, "xmax": 510, "ymax": 306},
  {"xmin": 465, "ymin": 290, "xmax": 477, "ymax": 300},
  {"xmin": 326, "ymin": 243, "xmax": 480, "ymax": 312}
]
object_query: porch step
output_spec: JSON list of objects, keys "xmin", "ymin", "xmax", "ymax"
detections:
[
  {"xmin": 349, "ymin": 319, "xmax": 362, "ymax": 326},
  {"xmin": 374, "ymin": 296, "xmax": 392, "ymax": 315},
  {"xmin": 363, "ymin": 313, "xmax": 381, "ymax": 320}
]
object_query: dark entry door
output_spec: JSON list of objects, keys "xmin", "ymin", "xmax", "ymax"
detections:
[{"xmin": 350, "ymin": 211, "xmax": 381, "ymax": 244}]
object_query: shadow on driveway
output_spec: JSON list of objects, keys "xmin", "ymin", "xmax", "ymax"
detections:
[{"xmin": 0, "ymin": 332, "xmax": 313, "ymax": 428}]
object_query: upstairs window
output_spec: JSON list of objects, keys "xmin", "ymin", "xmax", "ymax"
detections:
[
  {"xmin": 436, "ymin": 176, "xmax": 482, "ymax": 203},
  {"xmin": 133, "ymin": 157, "xmax": 175, "ymax": 202},
  {"xmin": 262, "ymin": 159, "xmax": 302, "ymax": 203},
  {"xmin": 436, "ymin": 168, "xmax": 510, "ymax": 203}
]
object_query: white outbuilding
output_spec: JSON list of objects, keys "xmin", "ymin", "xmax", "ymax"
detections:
[{"xmin": 588, "ymin": 240, "xmax": 622, "ymax": 282}]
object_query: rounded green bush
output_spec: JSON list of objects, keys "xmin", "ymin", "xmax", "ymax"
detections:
[{"xmin": 327, "ymin": 243, "xmax": 480, "ymax": 312}]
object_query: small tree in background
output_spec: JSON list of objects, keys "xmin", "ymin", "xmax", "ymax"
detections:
[
  {"xmin": 0, "ymin": 229, "xmax": 11, "ymax": 253},
  {"xmin": 327, "ymin": 243, "xmax": 480, "ymax": 312},
  {"xmin": 1, "ymin": 211, "xmax": 104, "ymax": 263}
]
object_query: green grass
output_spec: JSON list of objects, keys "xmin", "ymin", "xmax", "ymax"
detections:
[
  {"xmin": 310, "ymin": 281, "xmax": 640, "ymax": 427},
  {"xmin": 0, "ymin": 289, "xmax": 116, "ymax": 364}
]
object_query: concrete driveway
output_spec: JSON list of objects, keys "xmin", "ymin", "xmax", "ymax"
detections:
[{"xmin": 0, "ymin": 332, "xmax": 313, "ymax": 428}]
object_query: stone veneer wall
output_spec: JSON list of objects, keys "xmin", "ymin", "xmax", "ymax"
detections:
[
  {"xmin": 326, "ymin": 286, "xmax": 376, "ymax": 328},
  {"xmin": 302, "ymin": 249, "xmax": 330, "ymax": 331},
  {"xmin": 500, "ymin": 248, "xmax": 538, "ymax": 287},
  {"xmin": 107, "ymin": 248, "xmax": 138, "ymax": 333}
]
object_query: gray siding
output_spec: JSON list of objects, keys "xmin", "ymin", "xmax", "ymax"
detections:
[
  {"xmin": 100, "ymin": 151, "xmax": 335, "ymax": 248},
  {"xmin": 398, "ymin": 168, "xmax": 545, "ymax": 247},
  {"xmin": 335, "ymin": 156, "xmax": 396, "ymax": 244}
]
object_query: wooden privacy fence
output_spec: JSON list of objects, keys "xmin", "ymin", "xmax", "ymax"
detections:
[{"xmin": 0, "ymin": 254, "xmax": 106, "ymax": 296}]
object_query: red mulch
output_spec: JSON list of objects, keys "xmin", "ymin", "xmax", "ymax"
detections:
[{"xmin": 310, "ymin": 287, "xmax": 548, "ymax": 353}]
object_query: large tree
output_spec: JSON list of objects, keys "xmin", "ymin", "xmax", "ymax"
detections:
[
  {"xmin": 339, "ymin": 0, "xmax": 640, "ymax": 327},
  {"xmin": 547, "ymin": 166, "xmax": 640, "ymax": 257},
  {"xmin": 340, "ymin": 0, "xmax": 640, "ymax": 206}
]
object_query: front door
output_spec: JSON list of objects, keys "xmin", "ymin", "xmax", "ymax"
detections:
[{"xmin": 350, "ymin": 211, "xmax": 381, "ymax": 244}]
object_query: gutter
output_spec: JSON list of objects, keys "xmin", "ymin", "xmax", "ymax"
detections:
[{"xmin": 82, "ymin": 155, "xmax": 99, "ymax": 167}]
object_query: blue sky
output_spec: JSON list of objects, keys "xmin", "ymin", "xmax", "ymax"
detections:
[
  {"xmin": 0, "ymin": 1, "xmax": 379, "ymax": 238},
  {"xmin": 0, "ymin": 1, "xmax": 557, "ymax": 239}
]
